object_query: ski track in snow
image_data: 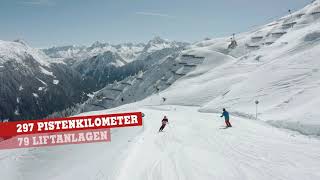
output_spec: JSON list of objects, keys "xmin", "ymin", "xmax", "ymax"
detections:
[
  {"xmin": 111, "ymin": 106, "xmax": 320, "ymax": 180},
  {"xmin": 0, "ymin": 105, "xmax": 320, "ymax": 180}
]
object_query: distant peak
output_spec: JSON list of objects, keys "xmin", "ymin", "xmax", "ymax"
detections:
[
  {"xmin": 149, "ymin": 36, "xmax": 168, "ymax": 44},
  {"xmin": 13, "ymin": 39, "xmax": 28, "ymax": 46},
  {"xmin": 91, "ymin": 41, "xmax": 108, "ymax": 48}
]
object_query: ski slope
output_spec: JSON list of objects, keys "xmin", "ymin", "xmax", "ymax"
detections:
[
  {"xmin": 158, "ymin": 0, "xmax": 320, "ymax": 136},
  {"xmin": 1, "ymin": 1, "xmax": 320, "ymax": 179},
  {"xmin": 1, "ymin": 105, "xmax": 320, "ymax": 180},
  {"xmin": 112, "ymin": 105, "xmax": 320, "ymax": 180}
]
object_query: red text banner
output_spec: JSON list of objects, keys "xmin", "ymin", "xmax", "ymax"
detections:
[
  {"xmin": 0, "ymin": 129, "xmax": 111, "ymax": 149},
  {"xmin": 0, "ymin": 112, "xmax": 142, "ymax": 137}
]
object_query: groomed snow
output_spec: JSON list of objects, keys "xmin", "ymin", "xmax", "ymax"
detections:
[
  {"xmin": 158, "ymin": 1, "xmax": 320, "ymax": 136},
  {"xmin": 0, "ymin": 105, "xmax": 319, "ymax": 180}
]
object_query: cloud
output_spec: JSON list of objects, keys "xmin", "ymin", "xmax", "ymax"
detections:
[
  {"xmin": 20, "ymin": 0, "xmax": 55, "ymax": 6},
  {"xmin": 135, "ymin": 12, "xmax": 174, "ymax": 18}
]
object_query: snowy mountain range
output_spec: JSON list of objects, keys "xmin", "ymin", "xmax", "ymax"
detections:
[
  {"xmin": 43, "ymin": 37, "xmax": 189, "ymax": 89},
  {"xmin": 42, "ymin": 37, "xmax": 188, "ymax": 64},
  {"xmin": 0, "ymin": 37, "xmax": 188, "ymax": 120},
  {"xmin": 0, "ymin": 40, "xmax": 94, "ymax": 121},
  {"xmin": 48, "ymin": 52, "xmax": 205, "ymax": 117}
]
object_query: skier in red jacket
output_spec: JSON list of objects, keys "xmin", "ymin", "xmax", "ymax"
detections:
[{"xmin": 159, "ymin": 116, "xmax": 169, "ymax": 132}]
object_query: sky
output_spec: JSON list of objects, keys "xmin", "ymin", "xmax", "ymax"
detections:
[{"xmin": 0, "ymin": 0, "xmax": 312, "ymax": 48}]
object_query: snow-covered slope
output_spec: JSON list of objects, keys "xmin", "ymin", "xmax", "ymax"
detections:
[
  {"xmin": 84, "ymin": 52, "xmax": 204, "ymax": 108},
  {"xmin": 0, "ymin": 40, "xmax": 51, "ymax": 67},
  {"xmin": 1, "ymin": 104, "xmax": 320, "ymax": 180},
  {"xmin": 158, "ymin": 0, "xmax": 320, "ymax": 136},
  {"xmin": 42, "ymin": 37, "xmax": 189, "ymax": 89},
  {"xmin": 0, "ymin": 40, "xmax": 92, "ymax": 121},
  {"xmin": 48, "ymin": 51, "xmax": 205, "ymax": 117},
  {"xmin": 66, "ymin": 38, "xmax": 188, "ymax": 89}
]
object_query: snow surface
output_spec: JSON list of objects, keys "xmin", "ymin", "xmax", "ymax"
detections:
[
  {"xmin": 53, "ymin": 80, "xmax": 59, "ymax": 85},
  {"xmin": 14, "ymin": 109, "xmax": 19, "ymax": 116},
  {"xmin": 40, "ymin": 66, "xmax": 54, "ymax": 77},
  {"xmin": 158, "ymin": 1, "xmax": 320, "ymax": 136},
  {"xmin": 0, "ymin": 40, "xmax": 51, "ymax": 67},
  {"xmin": 0, "ymin": 104, "xmax": 319, "ymax": 180},
  {"xmin": 36, "ymin": 78, "xmax": 47, "ymax": 86}
]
